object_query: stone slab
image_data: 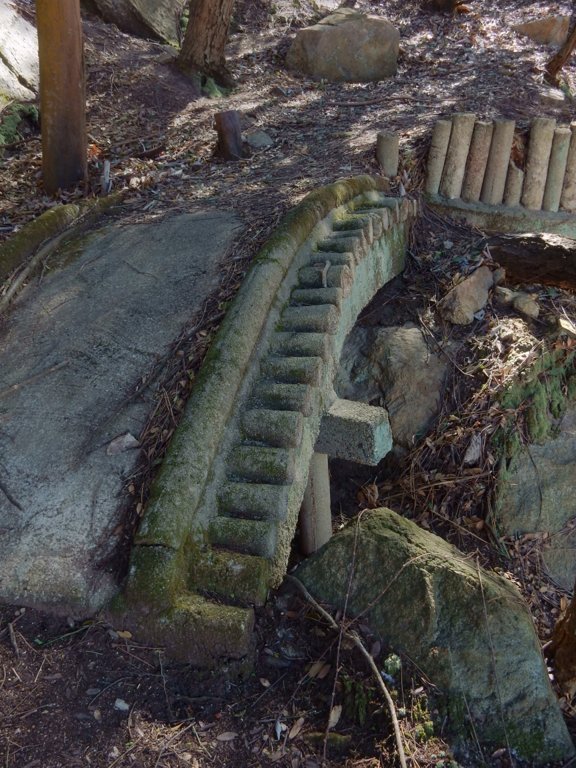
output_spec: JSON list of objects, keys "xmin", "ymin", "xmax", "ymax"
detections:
[
  {"xmin": 315, "ymin": 397, "xmax": 392, "ymax": 465},
  {"xmin": 0, "ymin": 3, "xmax": 38, "ymax": 98},
  {"xmin": 0, "ymin": 210, "xmax": 241, "ymax": 615}
]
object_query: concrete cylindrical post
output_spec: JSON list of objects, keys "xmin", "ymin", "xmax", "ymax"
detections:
[
  {"xmin": 560, "ymin": 123, "xmax": 576, "ymax": 211},
  {"xmin": 503, "ymin": 161, "xmax": 524, "ymax": 207},
  {"xmin": 480, "ymin": 119, "xmax": 515, "ymax": 206},
  {"xmin": 376, "ymin": 131, "xmax": 399, "ymax": 177},
  {"xmin": 521, "ymin": 117, "xmax": 556, "ymax": 210},
  {"xmin": 299, "ymin": 452, "xmax": 332, "ymax": 556},
  {"xmin": 425, "ymin": 119, "xmax": 452, "ymax": 195},
  {"xmin": 439, "ymin": 112, "xmax": 476, "ymax": 199},
  {"xmin": 461, "ymin": 120, "xmax": 493, "ymax": 202},
  {"xmin": 543, "ymin": 126, "xmax": 572, "ymax": 212}
]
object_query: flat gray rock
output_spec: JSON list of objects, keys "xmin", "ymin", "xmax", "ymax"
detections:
[
  {"xmin": 0, "ymin": 210, "xmax": 241, "ymax": 615},
  {"xmin": 0, "ymin": 3, "xmax": 38, "ymax": 99}
]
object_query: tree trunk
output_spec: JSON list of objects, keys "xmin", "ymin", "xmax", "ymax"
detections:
[
  {"xmin": 546, "ymin": 14, "xmax": 576, "ymax": 84},
  {"xmin": 550, "ymin": 578, "xmax": 576, "ymax": 695},
  {"xmin": 177, "ymin": 0, "xmax": 235, "ymax": 85},
  {"xmin": 36, "ymin": 0, "xmax": 87, "ymax": 194}
]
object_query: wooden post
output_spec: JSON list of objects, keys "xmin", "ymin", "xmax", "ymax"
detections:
[
  {"xmin": 36, "ymin": 0, "xmax": 87, "ymax": 194},
  {"xmin": 215, "ymin": 110, "xmax": 245, "ymax": 161}
]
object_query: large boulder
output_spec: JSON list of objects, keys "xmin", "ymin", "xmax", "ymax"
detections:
[
  {"xmin": 335, "ymin": 323, "xmax": 448, "ymax": 448},
  {"xmin": 513, "ymin": 15, "xmax": 571, "ymax": 48},
  {"xmin": 295, "ymin": 508, "xmax": 574, "ymax": 763},
  {"xmin": 496, "ymin": 405, "xmax": 576, "ymax": 589},
  {"xmin": 286, "ymin": 8, "xmax": 399, "ymax": 83},
  {"xmin": 91, "ymin": 0, "xmax": 186, "ymax": 44},
  {"xmin": 0, "ymin": 4, "xmax": 38, "ymax": 103}
]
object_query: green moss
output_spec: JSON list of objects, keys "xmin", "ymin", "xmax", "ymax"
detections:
[
  {"xmin": 0, "ymin": 103, "xmax": 38, "ymax": 150},
  {"xmin": 497, "ymin": 348, "xmax": 576, "ymax": 451}
]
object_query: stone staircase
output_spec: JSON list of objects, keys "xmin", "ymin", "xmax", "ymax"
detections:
[{"xmin": 109, "ymin": 177, "xmax": 417, "ymax": 665}]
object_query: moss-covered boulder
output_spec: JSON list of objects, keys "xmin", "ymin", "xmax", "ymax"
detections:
[{"xmin": 294, "ymin": 508, "xmax": 574, "ymax": 763}]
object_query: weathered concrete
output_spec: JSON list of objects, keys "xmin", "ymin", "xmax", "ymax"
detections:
[
  {"xmin": 480, "ymin": 119, "xmax": 515, "ymax": 206},
  {"xmin": 110, "ymin": 179, "xmax": 416, "ymax": 662},
  {"xmin": 315, "ymin": 397, "xmax": 392, "ymax": 465},
  {"xmin": 0, "ymin": 211, "xmax": 241, "ymax": 614}
]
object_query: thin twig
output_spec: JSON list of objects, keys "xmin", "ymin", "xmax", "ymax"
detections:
[{"xmin": 287, "ymin": 575, "xmax": 408, "ymax": 768}]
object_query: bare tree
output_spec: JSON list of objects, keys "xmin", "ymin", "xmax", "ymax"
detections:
[
  {"xmin": 177, "ymin": 0, "xmax": 235, "ymax": 86},
  {"xmin": 36, "ymin": 0, "xmax": 87, "ymax": 194}
]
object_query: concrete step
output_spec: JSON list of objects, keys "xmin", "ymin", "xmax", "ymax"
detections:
[
  {"xmin": 279, "ymin": 304, "xmax": 339, "ymax": 333},
  {"xmin": 190, "ymin": 548, "xmax": 271, "ymax": 606},
  {"xmin": 209, "ymin": 516, "xmax": 277, "ymax": 558},
  {"xmin": 260, "ymin": 355, "xmax": 323, "ymax": 385},
  {"xmin": 219, "ymin": 481, "xmax": 290, "ymax": 521},
  {"xmin": 291, "ymin": 286, "xmax": 342, "ymax": 308},
  {"xmin": 270, "ymin": 332, "xmax": 330, "ymax": 360},
  {"xmin": 298, "ymin": 264, "xmax": 353, "ymax": 293},
  {"xmin": 251, "ymin": 381, "xmax": 316, "ymax": 416},
  {"xmin": 228, "ymin": 444, "xmax": 295, "ymax": 484},
  {"xmin": 241, "ymin": 408, "xmax": 303, "ymax": 448}
]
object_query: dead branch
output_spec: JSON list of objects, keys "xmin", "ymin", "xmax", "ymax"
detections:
[{"xmin": 287, "ymin": 575, "xmax": 408, "ymax": 768}]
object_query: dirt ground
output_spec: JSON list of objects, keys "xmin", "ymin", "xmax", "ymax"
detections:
[{"xmin": 2, "ymin": 0, "xmax": 576, "ymax": 766}]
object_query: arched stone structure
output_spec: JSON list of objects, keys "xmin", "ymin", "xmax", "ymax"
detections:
[{"xmin": 109, "ymin": 176, "xmax": 418, "ymax": 664}]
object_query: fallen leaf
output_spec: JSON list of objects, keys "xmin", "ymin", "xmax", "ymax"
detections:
[
  {"xmin": 107, "ymin": 432, "xmax": 140, "ymax": 455},
  {"xmin": 289, "ymin": 716, "xmax": 305, "ymax": 739},
  {"xmin": 307, "ymin": 660, "xmax": 325, "ymax": 679},
  {"xmin": 328, "ymin": 704, "xmax": 342, "ymax": 730},
  {"xmin": 116, "ymin": 630, "xmax": 132, "ymax": 640},
  {"xmin": 216, "ymin": 732, "xmax": 238, "ymax": 742}
]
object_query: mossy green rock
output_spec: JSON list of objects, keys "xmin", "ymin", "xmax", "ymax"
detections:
[{"xmin": 295, "ymin": 508, "xmax": 574, "ymax": 763}]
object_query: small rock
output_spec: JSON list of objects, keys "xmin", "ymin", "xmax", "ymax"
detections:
[
  {"xmin": 513, "ymin": 15, "xmax": 570, "ymax": 47},
  {"xmin": 493, "ymin": 286, "xmax": 516, "ymax": 306},
  {"xmin": 492, "ymin": 267, "xmax": 506, "ymax": 285},
  {"xmin": 557, "ymin": 315, "xmax": 576, "ymax": 339},
  {"xmin": 513, "ymin": 293, "xmax": 540, "ymax": 319},
  {"xmin": 114, "ymin": 698, "xmax": 130, "ymax": 712},
  {"xmin": 438, "ymin": 266, "xmax": 494, "ymax": 325},
  {"xmin": 245, "ymin": 130, "xmax": 274, "ymax": 150}
]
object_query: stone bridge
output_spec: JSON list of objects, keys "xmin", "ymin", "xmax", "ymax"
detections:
[{"xmin": 110, "ymin": 176, "xmax": 418, "ymax": 663}]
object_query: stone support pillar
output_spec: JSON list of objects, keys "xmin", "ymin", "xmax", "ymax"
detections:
[
  {"xmin": 543, "ymin": 126, "xmax": 571, "ymax": 212},
  {"xmin": 480, "ymin": 119, "xmax": 515, "ymax": 206},
  {"xmin": 299, "ymin": 452, "xmax": 332, "ymax": 556},
  {"xmin": 461, "ymin": 120, "xmax": 493, "ymax": 203},
  {"xmin": 560, "ymin": 124, "xmax": 576, "ymax": 212},
  {"xmin": 376, "ymin": 131, "xmax": 399, "ymax": 178},
  {"xmin": 439, "ymin": 112, "xmax": 476, "ymax": 200},
  {"xmin": 521, "ymin": 117, "xmax": 556, "ymax": 210},
  {"xmin": 425, "ymin": 119, "xmax": 452, "ymax": 195},
  {"xmin": 503, "ymin": 161, "xmax": 524, "ymax": 207}
]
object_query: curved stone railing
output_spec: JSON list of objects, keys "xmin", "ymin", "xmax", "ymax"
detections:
[
  {"xmin": 108, "ymin": 176, "xmax": 417, "ymax": 664},
  {"xmin": 426, "ymin": 113, "xmax": 576, "ymax": 237}
]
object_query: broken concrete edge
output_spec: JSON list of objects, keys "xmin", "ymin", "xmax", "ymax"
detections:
[
  {"xmin": 104, "ymin": 176, "xmax": 389, "ymax": 632},
  {"xmin": 0, "ymin": 191, "xmax": 127, "ymax": 283},
  {"xmin": 425, "ymin": 193, "xmax": 576, "ymax": 237}
]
